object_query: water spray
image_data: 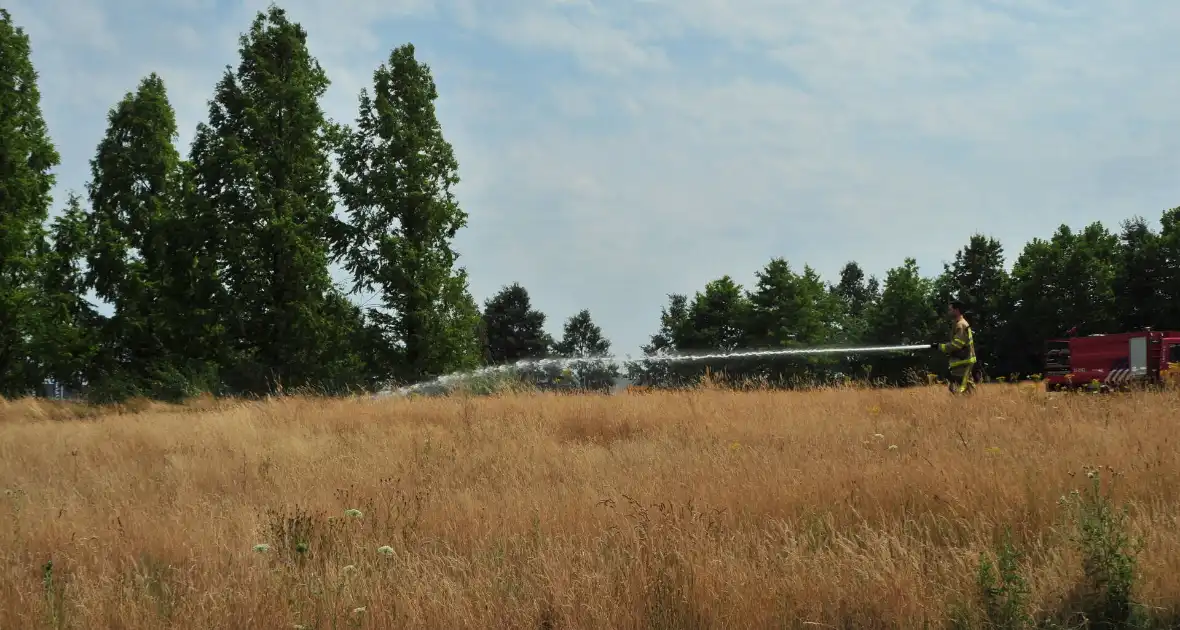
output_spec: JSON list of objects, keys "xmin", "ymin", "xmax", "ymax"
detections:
[
  {"xmin": 621, "ymin": 343, "xmax": 933, "ymax": 362},
  {"xmin": 379, "ymin": 342, "xmax": 932, "ymax": 397}
]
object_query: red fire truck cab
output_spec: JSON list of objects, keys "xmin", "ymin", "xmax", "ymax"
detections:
[{"xmin": 1043, "ymin": 329, "xmax": 1180, "ymax": 391}]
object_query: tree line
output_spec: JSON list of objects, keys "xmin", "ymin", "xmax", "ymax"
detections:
[
  {"xmin": 2, "ymin": 6, "xmax": 1178, "ymax": 402},
  {"xmin": 624, "ymin": 217, "xmax": 1180, "ymax": 389}
]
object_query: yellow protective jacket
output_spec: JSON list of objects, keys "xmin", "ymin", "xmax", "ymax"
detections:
[{"xmin": 939, "ymin": 316, "xmax": 976, "ymax": 369}]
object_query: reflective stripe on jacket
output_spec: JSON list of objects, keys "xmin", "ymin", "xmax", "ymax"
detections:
[{"xmin": 939, "ymin": 316, "xmax": 976, "ymax": 368}]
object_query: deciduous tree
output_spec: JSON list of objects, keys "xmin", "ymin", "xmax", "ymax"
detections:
[
  {"xmin": 187, "ymin": 6, "xmax": 359, "ymax": 394},
  {"xmin": 335, "ymin": 43, "xmax": 482, "ymax": 384},
  {"xmin": 84, "ymin": 74, "xmax": 190, "ymax": 399},
  {"xmin": 481, "ymin": 283, "xmax": 553, "ymax": 365},
  {"xmin": 0, "ymin": 9, "xmax": 61, "ymax": 395},
  {"xmin": 553, "ymin": 309, "xmax": 617, "ymax": 390}
]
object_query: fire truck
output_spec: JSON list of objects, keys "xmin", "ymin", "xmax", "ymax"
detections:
[{"xmin": 1043, "ymin": 329, "xmax": 1180, "ymax": 391}]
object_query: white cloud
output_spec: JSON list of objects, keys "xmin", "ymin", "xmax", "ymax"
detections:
[{"xmin": 10, "ymin": 0, "xmax": 1180, "ymax": 359}]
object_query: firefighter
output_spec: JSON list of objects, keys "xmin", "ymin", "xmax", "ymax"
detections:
[{"xmin": 931, "ymin": 300, "xmax": 976, "ymax": 394}]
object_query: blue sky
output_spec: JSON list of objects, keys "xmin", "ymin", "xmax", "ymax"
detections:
[{"xmin": 9, "ymin": 0, "xmax": 1180, "ymax": 357}]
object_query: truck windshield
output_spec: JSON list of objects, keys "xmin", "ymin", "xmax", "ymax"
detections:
[{"xmin": 1172, "ymin": 345, "xmax": 1180, "ymax": 362}]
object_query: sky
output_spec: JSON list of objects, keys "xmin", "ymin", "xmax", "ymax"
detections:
[{"xmin": 8, "ymin": 0, "xmax": 1180, "ymax": 358}]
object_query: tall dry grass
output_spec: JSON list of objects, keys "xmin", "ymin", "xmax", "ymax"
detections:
[{"xmin": 2, "ymin": 384, "xmax": 1180, "ymax": 629}]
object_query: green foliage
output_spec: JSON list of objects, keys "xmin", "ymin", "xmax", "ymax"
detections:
[
  {"xmin": 1002, "ymin": 224, "xmax": 1121, "ymax": 376},
  {"xmin": 480, "ymin": 282, "xmax": 553, "ymax": 365},
  {"xmin": 82, "ymin": 73, "xmax": 191, "ymax": 399},
  {"xmin": 30, "ymin": 194, "xmax": 100, "ymax": 390},
  {"xmin": 85, "ymin": 73, "xmax": 179, "ymax": 305},
  {"xmin": 976, "ymin": 527, "xmax": 1033, "ymax": 629},
  {"xmin": 862, "ymin": 258, "xmax": 941, "ymax": 385},
  {"xmin": 627, "ymin": 293, "xmax": 695, "ymax": 387},
  {"xmin": 334, "ymin": 42, "xmax": 482, "ymax": 384},
  {"xmin": 188, "ymin": 5, "xmax": 361, "ymax": 395},
  {"xmin": 952, "ymin": 468, "xmax": 1153, "ymax": 629},
  {"xmin": 553, "ymin": 308, "xmax": 611, "ymax": 358},
  {"xmin": 1115, "ymin": 216, "xmax": 1167, "ymax": 331},
  {"xmin": 627, "ymin": 277, "xmax": 754, "ymax": 388},
  {"xmin": 741, "ymin": 259, "xmax": 842, "ymax": 382},
  {"xmin": 1057, "ymin": 466, "xmax": 1144, "ymax": 629},
  {"xmin": 746, "ymin": 259, "xmax": 840, "ymax": 348},
  {"xmin": 682, "ymin": 275, "xmax": 750, "ymax": 352},
  {"xmin": 867, "ymin": 257, "xmax": 938, "ymax": 345},
  {"xmin": 552, "ymin": 309, "xmax": 619, "ymax": 391},
  {"xmin": 831, "ymin": 260, "xmax": 880, "ymax": 344},
  {"xmin": 0, "ymin": 8, "xmax": 61, "ymax": 396},
  {"xmin": 1158, "ymin": 208, "xmax": 1180, "ymax": 327},
  {"xmin": 6, "ymin": 2, "xmax": 1180, "ymax": 401},
  {"xmin": 41, "ymin": 559, "xmax": 67, "ymax": 629}
]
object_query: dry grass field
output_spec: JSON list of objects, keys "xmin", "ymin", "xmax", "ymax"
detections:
[{"xmin": 3, "ymin": 383, "xmax": 1180, "ymax": 629}]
